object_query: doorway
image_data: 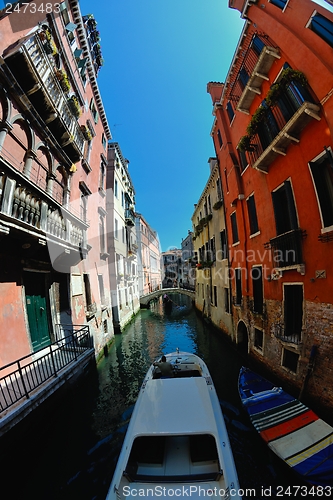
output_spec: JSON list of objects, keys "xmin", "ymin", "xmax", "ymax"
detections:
[{"xmin": 24, "ymin": 271, "xmax": 51, "ymax": 351}]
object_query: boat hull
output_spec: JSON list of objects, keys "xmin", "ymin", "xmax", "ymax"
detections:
[
  {"xmin": 238, "ymin": 366, "xmax": 333, "ymax": 486},
  {"xmin": 106, "ymin": 352, "xmax": 241, "ymax": 499}
]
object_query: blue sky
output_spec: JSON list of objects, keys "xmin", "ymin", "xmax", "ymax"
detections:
[{"xmin": 80, "ymin": 0, "xmax": 244, "ymax": 252}]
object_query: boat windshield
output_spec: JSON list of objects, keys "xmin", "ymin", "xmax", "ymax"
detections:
[{"xmin": 124, "ymin": 434, "xmax": 222, "ymax": 482}]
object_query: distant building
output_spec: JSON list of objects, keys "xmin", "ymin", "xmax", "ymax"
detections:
[
  {"xmin": 207, "ymin": 0, "xmax": 333, "ymax": 411},
  {"xmin": 192, "ymin": 158, "xmax": 232, "ymax": 334},
  {"xmin": 161, "ymin": 249, "xmax": 182, "ymax": 288},
  {"xmin": 107, "ymin": 142, "xmax": 140, "ymax": 333},
  {"xmin": 180, "ymin": 230, "xmax": 195, "ymax": 290},
  {"xmin": 135, "ymin": 213, "xmax": 162, "ymax": 296}
]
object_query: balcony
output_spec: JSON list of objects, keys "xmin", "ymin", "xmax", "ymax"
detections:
[
  {"xmin": 273, "ymin": 323, "xmax": 302, "ymax": 345},
  {"xmin": 0, "ymin": 171, "xmax": 88, "ymax": 271},
  {"xmin": 242, "ymin": 79, "xmax": 321, "ymax": 173},
  {"xmin": 264, "ymin": 228, "xmax": 307, "ymax": 272},
  {"xmin": 3, "ymin": 32, "xmax": 84, "ymax": 164},
  {"xmin": 125, "ymin": 208, "xmax": 135, "ymax": 226},
  {"xmin": 229, "ymin": 34, "xmax": 280, "ymax": 113}
]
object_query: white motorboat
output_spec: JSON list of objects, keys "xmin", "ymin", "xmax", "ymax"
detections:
[{"xmin": 106, "ymin": 351, "xmax": 241, "ymax": 500}]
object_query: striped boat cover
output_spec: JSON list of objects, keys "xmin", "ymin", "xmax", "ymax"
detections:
[{"xmin": 239, "ymin": 367, "xmax": 333, "ymax": 486}]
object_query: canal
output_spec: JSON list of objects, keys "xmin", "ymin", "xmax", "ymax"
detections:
[{"xmin": 2, "ymin": 294, "xmax": 305, "ymax": 499}]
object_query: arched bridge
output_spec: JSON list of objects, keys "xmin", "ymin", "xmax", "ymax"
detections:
[{"xmin": 140, "ymin": 287, "xmax": 195, "ymax": 307}]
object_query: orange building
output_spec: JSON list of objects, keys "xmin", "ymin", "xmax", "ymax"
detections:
[
  {"xmin": 0, "ymin": 1, "xmax": 113, "ymax": 369},
  {"xmin": 208, "ymin": 0, "xmax": 333, "ymax": 412}
]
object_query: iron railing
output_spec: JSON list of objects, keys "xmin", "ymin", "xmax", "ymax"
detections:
[
  {"xmin": 246, "ymin": 81, "xmax": 316, "ymax": 165},
  {"xmin": 273, "ymin": 323, "xmax": 302, "ymax": 345},
  {"xmin": 265, "ymin": 229, "xmax": 306, "ymax": 268},
  {"xmin": 0, "ymin": 325, "xmax": 92, "ymax": 414},
  {"xmin": 229, "ymin": 33, "xmax": 279, "ymax": 103}
]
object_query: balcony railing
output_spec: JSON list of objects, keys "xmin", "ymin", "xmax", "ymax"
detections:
[
  {"xmin": 273, "ymin": 323, "xmax": 302, "ymax": 345},
  {"xmin": 3, "ymin": 32, "xmax": 84, "ymax": 163},
  {"xmin": 229, "ymin": 33, "xmax": 280, "ymax": 113},
  {"xmin": 264, "ymin": 228, "xmax": 306, "ymax": 268},
  {"xmin": 0, "ymin": 326, "xmax": 93, "ymax": 414},
  {"xmin": 244, "ymin": 81, "xmax": 321, "ymax": 172},
  {"xmin": 125, "ymin": 208, "xmax": 135, "ymax": 226}
]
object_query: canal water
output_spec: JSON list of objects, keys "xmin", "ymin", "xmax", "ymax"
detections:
[{"xmin": 3, "ymin": 294, "xmax": 306, "ymax": 499}]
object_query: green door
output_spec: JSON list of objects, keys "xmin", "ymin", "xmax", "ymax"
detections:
[{"xmin": 24, "ymin": 272, "xmax": 51, "ymax": 351}]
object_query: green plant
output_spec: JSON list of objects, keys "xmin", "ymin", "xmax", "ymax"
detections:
[
  {"xmin": 68, "ymin": 95, "xmax": 81, "ymax": 118},
  {"xmin": 238, "ymin": 135, "xmax": 253, "ymax": 152},
  {"xmin": 56, "ymin": 70, "xmax": 70, "ymax": 93},
  {"xmin": 246, "ymin": 105, "xmax": 267, "ymax": 136},
  {"xmin": 265, "ymin": 69, "xmax": 308, "ymax": 107},
  {"xmin": 80, "ymin": 125, "xmax": 93, "ymax": 141}
]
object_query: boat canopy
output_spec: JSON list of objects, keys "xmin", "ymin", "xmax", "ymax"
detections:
[{"xmin": 131, "ymin": 377, "xmax": 219, "ymax": 437}]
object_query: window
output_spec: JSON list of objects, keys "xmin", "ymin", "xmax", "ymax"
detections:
[
  {"xmin": 252, "ymin": 266, "xmax": 263, "ymax": 314},
  {"xmin": 254, "ymin": 329, "xmax": 263, "ymax": 350},
  {"xmin": 220, "ymin": 230, "xmax": 227, "ymax": 260},
  {"xmin": 83, "ymin": 273, "xmax": 92, "ymax": 308},
  {"xmin": 98, "ymin": 274, "xmax": 105, "ymax": 304},
  {"xmin": 247, "ymin": 194, "xmax": 259, "ymax": 235},
  {"xmin": 272, "ymin": 180, "xmax": 298, "ymax": 235},
  {"xmin": 115, "ymin": 218, "xmax": 119, "ymax": 239},
  {"xmin": 282, "ymin": 349, "xmax": 299, "ymax": 373},
  {"xmin": 224, "ymin": 287, "xmax": 230, "ymax": 313},
  {"xmin": 311, "ymin": 1, "xmax": 333, "ymax": 14},
  {"xmin": 99, "ymin": 213, "xmax": 106, "ymax": 255},
  {"xmin": 90, "ymin": 98, "xmax": 99, "ymax": 123},
  {"xmin": 217, "ymin": 129, "xmax": 223, "ymax": 148},
  {"xmin": 60, "ymin": 3, "xmax": 76, "ymax": 43},
  {"xmin": 210, "ymin": 236, "xmax": 216, "ymax": 262},
  {"xmin": 269, "ymin": 0, "xmax": 288, "ymax": 9},
  {"xmin": 238, "ymin": 149, "xmax": 248, "ymax": 172},
  {"xmin": 230, "ymin": 212, "xmax": 239, "ymax": 244},
  {"xmin": 99, "ymin": 161, "xmax": 106, "ymax": 191},
  {"xmin": 284, "ymin": 284, "xmax": 303, "ymax": 341},
  {"xmin": 79, "ymin": 182, "xmax": 91, "ymax": 223},
  {"xmin": 102, "ymin": 133, "xmax": 107, "ymax": 149},
  {"xmin": 213, "ymin": 286, "xmax": 217, "ymax": 307},
  {"xmin": 226, "ymin": 101, "xmax": 235, "ymax": 123},
  {"xmin": 216, "ymin": 178, "xmax": 222, "ymax": 201},
  {"xmin": 310, "ymin": 151, "xmax": 333, "ymax": 228},
  {"xmin": 114, "ymin": 179, "xmax": 118, "ymax": 198},
  {"xmin": 235, "ymin": 268, "xmax": 242, "ymax": 306},
  {"xmin": 309, "ymin": 11, "xmax": 333, "ymax": 47}
]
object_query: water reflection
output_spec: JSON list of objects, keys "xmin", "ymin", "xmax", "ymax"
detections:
[{"xmin": 3, "ymin": 294, "xmax": 304, "ymax": 500}]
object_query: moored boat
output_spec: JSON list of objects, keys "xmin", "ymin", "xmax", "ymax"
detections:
[
  {"xmin": 106, "ymin": 351, "xmax": 241, "ymax": 499},
  {"xmin": 238, "ymin": 366, "xmax": 333, "ymax": 486}
]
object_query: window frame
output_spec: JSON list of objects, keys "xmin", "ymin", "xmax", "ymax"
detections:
[
  {"xmin": 309, "ymin": 149, "xmax": 333, "ymax": 231},
  {"xmin": 230, "ymin": 211, "xmax": 239, "ymax": 244},
  {"xmin": 307, "ymin": 10, "xmax": 333, "ymax": 47},
  {"xmin": 247, "ymin": 193, "xmax": 260, "ymax": 236}
]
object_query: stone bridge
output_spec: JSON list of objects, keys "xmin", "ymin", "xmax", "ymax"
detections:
[{"xmin": 140, "ymin": 287, "xmax": 195, "ymax": 307}]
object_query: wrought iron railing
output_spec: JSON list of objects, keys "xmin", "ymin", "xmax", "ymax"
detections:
[
  {"xmin": 0, "ymin": 325, "xmax": 93, "ymax": 414},
  {"xmin": 229, "ymin": 33, "xmax": 279, "ymax": 103},
  {"xmin": 125, "ymin": 209, "xmax": 135, "ymax": 226},
  {"xmin": 273, "ymin": 323, "xmax": 302, "ymax": 345},
  {"xmin": 246, "ymin": 81, "xmax": 317, "ymax": 165},
  {"xmin": 265, "ymin": 229, "xmax": 306, "ymax": 268}
]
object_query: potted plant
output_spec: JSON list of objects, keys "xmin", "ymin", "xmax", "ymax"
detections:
[
  {"xmin": 68, "ymin": 95, "xmax": 81, "ymax": 118},
  {"xmin": 80, "ymin": 125, "xmax": 93, "ymax": 141},
  {"xmin": 56, "ymin": 70, "xmax": 70, "ymax": 93}
]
